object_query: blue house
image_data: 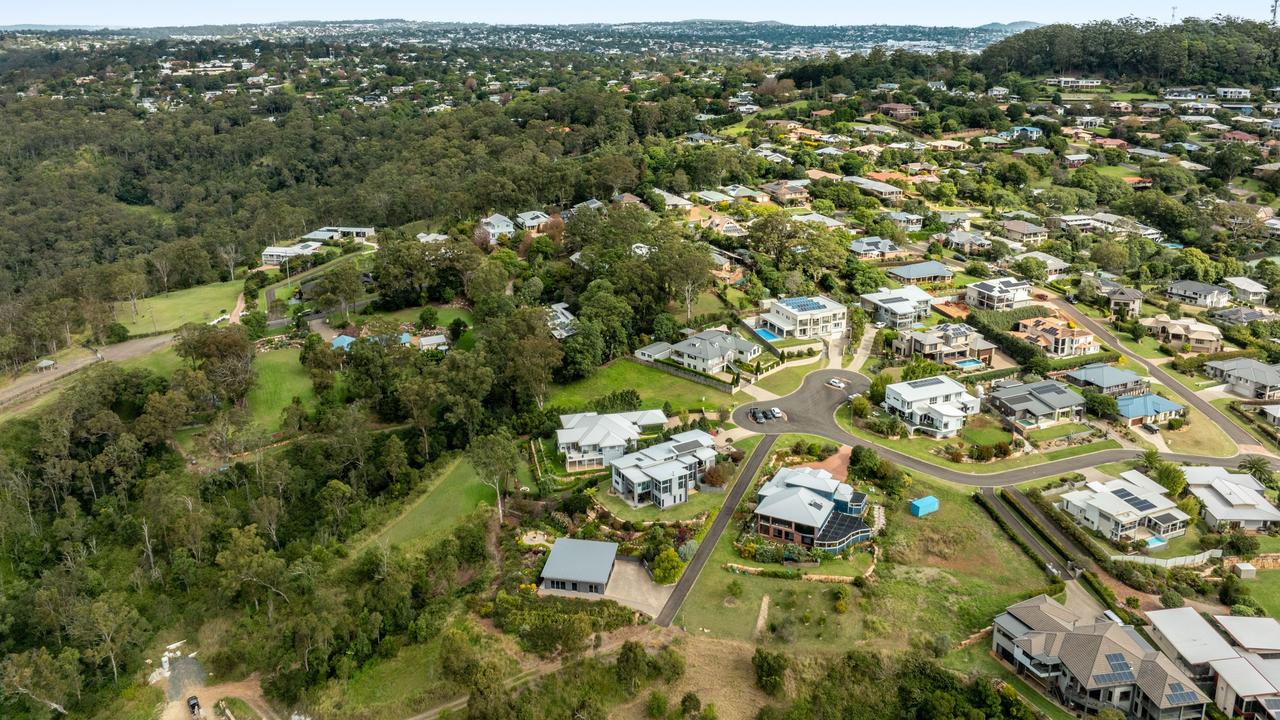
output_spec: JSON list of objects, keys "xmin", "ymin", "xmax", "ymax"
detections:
[
  {"xmin": 1116, "ymin": 393, "xmax": 1185, "ymax": 427},
  {"xmin": 910, "ymin": 496, "xmax": 939, "ymax": 517}
]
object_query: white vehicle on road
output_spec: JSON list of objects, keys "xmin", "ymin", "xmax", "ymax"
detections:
[{"xmin": 827, "ymin": 378, "xmax": 847, "ymax": 389}]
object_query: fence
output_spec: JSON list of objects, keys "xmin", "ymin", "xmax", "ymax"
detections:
[
  {"xmin": 735, "ymin": 317, "xmax": 783, "ymax": 360},
  {"xmin": 630, "ymin": 357, "xmax": 736, "ymax": 394},
  {"xmin": 1109, "ymin": 549, "xmax": 1221, "ymax": 568}
]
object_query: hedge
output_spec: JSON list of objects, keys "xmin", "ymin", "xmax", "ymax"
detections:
[
  {"xmin": 963, "ymin": 366, "xmax": 1021, "ymax": 384},
  {"xmin": 1047, "ymin": 347, "xmax": 1121, "ymax": 371},
  {"xmin": 968, "ymin": 305, "xmax": 1053, "ymax": 332},
  {"xmin": 972, "ymin": 492, "xmax": 1057, "ymax": 582},
  {"xmin": 1023, "ymin": 489, "xmax": 1114, "ymax": 567}
]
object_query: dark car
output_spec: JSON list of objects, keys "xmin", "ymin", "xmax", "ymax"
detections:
[
  {"xmin": 187, "ymin": 696, "xmax": 201, "ymax": 716},
  {"xmin": 1141, "ymin": 423, "xmax": 1160, "ymax": 434},
  {"xmin": 751, "ymin": 409, "xmax": 765, "ymax": 423}
]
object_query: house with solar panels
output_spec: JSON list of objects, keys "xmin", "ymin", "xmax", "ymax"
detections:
[
  {"xmin": 609, "ymin": 430, "xmax": 717, "ymax": 509},
  {"xmin": 992, "ymin": 594, "xmax": 1208, "ymax": 719},
  {"xmin": 1058, "ymin": 470, "xmax": 1189, "ymax": 543},
  {"xmin": 757, "ymin": 296, "xmax": 847, "ymax": 339},
  {"xmin": 753, "ymin": 467, "xmax": 871, "ymax": 551},
  {"xmin": 882, "ymin": 375, "xmax": 980, "ymax": 439}
]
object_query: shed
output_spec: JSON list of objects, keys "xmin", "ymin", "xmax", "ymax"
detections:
[
  {"xmin": 34, "ymin": 359, "xmax": 57, "ymax": 372},
  {"xmin": 1235, "ymin": 562, "xmax": 1258, "ymax": 579},
  {"xmin": 541, "ymin": 538, "xmax": 618, "ymax": 595},
  {"xmin": 910, "ymin": 496, "xmax": 939, "ymax": 517}
]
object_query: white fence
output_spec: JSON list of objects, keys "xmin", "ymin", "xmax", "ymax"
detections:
[{"xmin": 1109, "ymin": 548, "xmax": 1222, "ymax": 568}]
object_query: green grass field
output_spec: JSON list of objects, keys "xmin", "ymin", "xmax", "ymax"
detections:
[
  {"xmin": 548, "ymin": 358, "xmax": 733, "ymax": 412},
  {"xmin": 246, "ymin": 349, "xmax": 315, "ymax": 430},
  {"xmin": 1248, "ymin": 570, "xmax": 1280, "ymax": 619},
  {"xmin": 596, "ymin": 483, "xmax": 730, "ymax": 523},
  {"xmin": 1117, "ymin": 336, "xmax": 1168, "ymax": 360},
  {"xmin": 959, "ymin": 415, "xmax": 1013, "ymax": 447},
  {"xmin": 118, "ymin": 346, "xmax": 183, "ymax": 376},
  {"xmin": 1026, "ymin": 423, "xmax": 1092, "ymax": 443},
  {"xmin": 367, "ymin": 458, "xmax": 496, "ymax": 554},
  {"xmin": 1154, "ymin": 387, "xmax": 1236, "ymax": 458},
  {"xmin": 754, "ymin": 360, "xmax": 821, "ymax": 397},
  {"xmin": 115, "ymin": 280, "xmax": 243, "ymax": 335}
]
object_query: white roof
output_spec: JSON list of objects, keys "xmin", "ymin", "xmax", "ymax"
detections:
[
  {"xmin": 755, "ymin": 486, "xmax": 833, "ymax": 528},
  {"xmin": 1211, "ymin": 656, "xmax": 1278, "ymax": 698},
  {"xmin": 556, "ymin": 410, "xmax": 666, "ymax": 450},
  {"xmin": 759, "ymin": 466, "xmax": 853, "ymax": 502},
  {"xmin": 1224, "ymin": 276, "xmax": 1269, "ymax": 294},
  {"xmin": 1216, "ymin": 616, "xmax": 1280, "ymax": 654},
  {"xmin": 887, "ymin": 374, "xmax": 968, "ymax": 403},
  {"xmin": 1147, "ymin": 607, "xmax": 1238, "ymax": 665},
  {"xmin": 1185, "ymin": 467, "xmax": 1280, "ymax": 522}
]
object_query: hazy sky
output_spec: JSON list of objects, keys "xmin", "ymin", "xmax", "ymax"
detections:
[{"xmin": 2, "ymin": 1, "xmax": 1271, "ymax": 28}]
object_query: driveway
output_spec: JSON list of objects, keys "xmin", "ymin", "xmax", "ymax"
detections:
[
  {"xmin": 604, "ymin": 558, "xmax": 673, "ymax": 618},
  {"xmin": 0, "ymin": 334, "xmax": 174, "ymax": 410}
]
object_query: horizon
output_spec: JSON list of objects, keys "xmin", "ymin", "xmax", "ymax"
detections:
[{"xmin": 1, "ymin": 1, "xmax": 1271, "ymax": 31}]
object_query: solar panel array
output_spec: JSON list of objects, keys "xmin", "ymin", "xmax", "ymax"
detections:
[
  {"xmin": 779, "ymin": 297, "xmax": 825, "ymax": 313},
  {"xmin": 1093, "ymin": 654, "xmax": 1135, "ymax": 685},
  {"xmin": 1165, "ymin": 682, "xmax": 1199, "ymax": 705},
  {"xmin": 1111, "ymin": 488, "xmax": 1156, "ymax": 512},
  {"xmin": 907, "ymin": 377, "xmax": 945, "ymax": 388}
]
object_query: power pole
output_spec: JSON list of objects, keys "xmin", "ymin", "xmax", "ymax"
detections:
[{"xmin": 1274, "ymin": 0, "xmax": 1279, "ymax": 25}]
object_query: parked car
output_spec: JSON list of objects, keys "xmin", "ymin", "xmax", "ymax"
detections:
[
  {"xmin": 1141, "ymin": 423, "xmax": 1159, "ymax": 434},
  {"xmin": 751, "ymin": 409, "xmax": 766, "ymax": 423},
  {"xmin": 827, "ymin": 378, "xmax": 847, "ymax": 389},
  {"xmin": 769, "ymin": 407, "xmax": 783, "ymax": 419}
]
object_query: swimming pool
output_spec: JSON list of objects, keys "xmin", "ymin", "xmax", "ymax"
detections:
[
  {"xmin": 1145, "ymin": 536, "xmax": 1168, "ymax": 550},
  {"xmin": 953, "ymin": 359, "xmax": 984, "ymax": 370},
  {"xmin": 755, "ymin": 328, "xmax": 781, "ymax": 341}
]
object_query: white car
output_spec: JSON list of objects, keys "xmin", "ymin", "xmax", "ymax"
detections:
[{"xmin": 827, "ymin": 378, "xmax": 847, "ymax": 389}]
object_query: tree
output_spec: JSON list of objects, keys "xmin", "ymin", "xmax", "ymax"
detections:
[
  {"xmin": 651, "ymin": 548, "xmax": 683, "ymax": 584},
  {"xmin": 752, "ymin": 647, "xmax": 789, "ymax": 696},
  {"xmin": 511, "ymin": 334, "xmax": 562, "ymax": 408},
  {"xmin": 868, "ymin": 373, "xmax": 891, "ymax": 405},
  {"xmin": 680, "ymin": 692, "xmax": 702, "ymax": 718},
  {"xmin": 1011, "ymin": 256, "xmax": 1048, "ymax": 282},
  {"xmin": 1153, "ymin": 462, "xmax": 1187, "ymax": 497},
  {"xmin": 657, "ymin": 241, "xmax": 714, "ymax": 321},
  {"xmin": 71, "ymin": 593, "xmax": 145, "ymax": 683},
  {"xmin": 470, "ymin": 429, "xmax": 520, "ymax": 523},
  {"xmin": 1, "ymin": 648, "xmax": 81, "ymax": 716},
  {"xmin": 1240, "ymin": 457, "xmax": 1275, "ymax": 489},
  {"xmin": 1084, "ymin": 391, "xmax": 1118, "ymax": 420},
  {"xmin": 315, "ymin": 261, "xmax": 366, "ymax": 320},
  {"xmin": 418, "ymin": 307, "xmax": 439, "ymax": 329},
  {"xmin": 616, "ymin": 640, "xmax": 650, "ymax": 694}
]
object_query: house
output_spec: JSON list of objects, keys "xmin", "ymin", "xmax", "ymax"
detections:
[
  {"xmin": 1065, "ymin": 363, "xmax": 1149, "ymax": 397},
  {"xmin": 1139, "ymin": 315, "xmax": 1223, "ymax": 353},
  {"xmin": 877, "ymin": 102, "xmax": 918, "ymax": 120},
  {"xmin": 635, "ymin": 328, "xmax": 761, "ymax": 375},
  {"xmin": 1117, "ymin": 393, "xmax": 1185, "ymax": 427},
  {"xmin": 653, "ymin": 189, "xmax": 694, "ymax": 211},
  {"xmin": 261, "ymin": 241, "xmax": 324, "ymax": 266},
  {"xmin": 1000, "ymin": 125, "xmax": 1042, "ymax": 141},
  {"xmin": 937, "ymin": 210, "xmax": 977, "ymax": 230},
  {"xmin": 966, "ymin": 277, "xmax": 1033, "ymax": 311},
  {"xmin": 987, "ymin": 379, "xmax": 1086, "ymax": 430},
  {"xmin": 887, "ymin": 260, "xmax": 953, "ymax": 284},
  {"xmin": 1013, "ymin": 146, "xmax": 1054, "ymax": 157},
  {"xmin": 540, "ymin": 538, "xmax": 616, "ymax": 595},
  {"xmin": 841, "ymin": 175, "xmax": 904, "ymax": 202},
  {"xmin": 1208, "ymin": 640, "xmax": 1280, "ymax": 717},
  {"xmin": 882, "ymin": 375, "xmax": 980, "ymax": 439},
  {"xmin": 882, "ymin": 211, "xmax": 922, "ymax": 232},
  {"xmin": 987, "ymin": 86, "xmax": 1010, "ymax": 98},
  {"xmin": 1011, "ymin": 251, "xmax": 1070, "ymax": 280},
  {"xmin": 759, "ymin": 180, "xmax": 809, "ymax": 205},
  {"xmin": 754, "ymin": 467, "xmax": 870, "ymax": 551},
  {"xmin": 943, "ymin": 230, "xmax": 992, "ymax": 254},
  {"xmin": 303, "ymin": 226, "xmax": 376, "ymax": 241},
  {"xmin": 1214, "ymin": 615, "xmax": 1280, "ymax": 659},
  {"xmin": 688, "ymin": 189, "xmax": 733, "ymax": 205},
  {"xmin": 891, "ymin": 323, "xmax": 996, "ymax": 367},
  {"xmin": 1146, "ymin": 608, "xmax": 1239, "ymax": 683},
  {"xmin": 849, "ymin": 236, "xmax": 909, "ymax": 261},
  {"xmin": 1011, "ymin": 316, "xmax": 1098, "ymax": 357},
  {"xmin": 720, "ymin": 184, "xmax": 770, "ymax": 203},
  {"xmin": 1211, "ymin": 306, "xmax": 1274, "ymax": 327},
  {"xmin": 547, "ymin": 302, "xmax": 578, "ymax": 340},
  {"xmin": 1204, "ymin": 357, "xmax": 1280, "ymax": 400},
  {"xmin": 1105, "ymin": 287, "xmax": 1145, "ymax": 317},
  {"xmin": 1166, "ymin": 279, "xmax": 1231, "ymax": 309},
  {"xmin": 997, "ymin": 220, "xmax": 1050, "ymax": 243},
  {"xmin": 416, "ymin": 232, "xmax": 450, "ymax": 244},
  {"xmin": 860, "ymin": 285, "xmax": 935, "ymax": 329},
  {"xmin": 555, "ymin": 410, "xmax": 666, "ymax": 470},
  {"xmin": 516, "ymin": 210, "xmax": 552, "ymax": 230},
  {"xmin": 1222, "ymin": 276, "xmax": 1270, "ymax": 305},
  {"xmin": 1058, "ymin": 470, "xmax": 1190, "ymax": 542},
  {"xmin": 793, "ymin": 212, "xmax": 844, "ymax": 229},
  {"xmin": 1218, "ymin": 87, "xmax": 1252, "ymax": 100},
  {"xmin": 758, "ymin": 296, "xmax": 847, "ymax": 339},
  {"xmin": 1184, "ymin": 466, "xmax": 1280, "ymax": 531},
  {"xmin": 479, "ymin": 213, "xmax": 515, "ymax": 243},
  {"xmin": 992, "ymin": 594, "xmax": 1208, "ymax": 720},
  {"xmin": 610, "ymin": 429, "xmax": 717, "ymax": 509}
]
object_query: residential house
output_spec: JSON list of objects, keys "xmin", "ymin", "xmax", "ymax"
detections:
[
  {"xmin": 877, "ymin": 102, "xmax": 918, "ymax": 120},
  {"xmin": 556, "ymin": 410, "xmax": 666, "ymax": 470},
  {"xmin": 1105, "ymin": 287, "xmax": 1145, "ymax": 317},
  {"xmin": 1065, "ymin": 363, "xmax": 1149, "ymax": 397},
  {"xmin": 653, "ymin": 189, "xmax": 695, "ymax": 212},
  {"xmin": 754, "ymin": 467, "xmax": 871, "ymax": 551},
  {"xmin": 261, "ymin": 241, "xmax": 324, "ymax": 266},
  {"xmin": 1116, "ymin": 393, "xmax": 1185, "ymax": 427},
  {"xmin": 688, "ymin": 189, "xmax": 733, "ymax": 205},
  {"xmin": 1204, "ymin": 357, "xmax": 1280, "ymax": 400},
  {"xmin": 1184, "ymin": 466, "xmax": 1280, "ymax": 531},
  {"xmin": 882, "ymin": 211, "xmax": 922, "ymax": 232},
  {"xmin": 760, "ymin": 180, "xmax": 810, "ymax": 205},
  {"xmin": 848, "ymin": 236, "xmax": 909, "ymax": 261},
  {"xmin": 891, "ymin": 323, "xmax": 996, "ymax": 366},
  {"xmin": 540, "ymin": 538, "xmax": 616, "ymax": 595},
  {"xmin": 992, "ymin": 594, "xmax": 1208, "ymax": 720},
  {"xmin": 937, "ymin": 210, "xmax": 977, "ymax": 230},
  {"xmin": 1000, "ymin": 125, "xmax": 1041, "ymax": 141},
  {"xmin": 1011, "ymin": 251, "xmax": 1071, "ymax": 280},
  {"xmin": 887, "ymin": 260, "xmax": 953, "ymax": 284},
  {"xmin": 966, "ymin": 277, "xmax": 1033, "ymax": 311},
  {"xmin": 882, "ymin": 375, "xmax": 980, "ymax": 439},
  {"xmin": 1210, "ymin": 306, "xmax": 1274, "ymax": 327},
  {"xmin": 720, "ymin": 184, "xmax": 770, "ymax": 203},
  {"xmin": 842, "ymin": 175, "xmax": 904, "ymax": 202},
  {"xmin": 1139, "ymin": 315, "xmax": 1223, "ymax": 353},
  {"xmin": 547, "ymin": 302, "xmax": 578, "ymax": 340},
  {"xmin": 1218, "ymin": 87, "xmax": 1252, "ymax": 100},
  {"xmin": 998, "ymin": 220, "xmax": 1050, "ymax": 243},
  {"xmin": 1013, "ymin": 146, "xmax": 1054, "ymax": 158},
  {"xmin": 860, "ymin": 285, "xmax": 934, "ymax": 329},
  {"xmin": 1011, "ymin": 315, "xmax": 1099, "ymax": 357},
  {"xmin": 634, "ymin": 328, "xmax": 761, "ymax": 375},
  {"xmin": 1145, "ymin": 608, "xmax": 1239, "ymax": 683},
  {"xmin": 758, "ymin": 296, "xmax": 847, "ymax": 339},
  {"xmin": 609, "ymin": 429, "xmax": 717, "ymax": 509},
  {"xmin": 987, "ymin": 379, "xmax": 1086, "ymax": 430},
  {"xmin": 1058, "ymin": 470, "xmax": 1190, "ymax": 541},
  {"xmin": 793, "ymin": 212, "xmax": 844, "ymax": 229},
  {"xmin": 479, "ymin": 213, "xmax": 515, "ymax": 243},
  {"xmin": 1166, "ymin": 280, "xmax": 1231, "ymax": 309},
  {"xmin": 1222, "ymin": 276, "xmax": 1270, "ymax": 305},
  {"xmin": 302, "ymin": 226, "xmax": 376, "ymax": 241},
  {"xmin": 516, "ymin": 210, "xmax": 552, "ymax": 230},
  {"xmin": 943, "ymin": 230, "xmax": 992, "ymax": 254}
]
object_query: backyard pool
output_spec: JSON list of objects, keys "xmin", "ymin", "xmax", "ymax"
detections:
[
  {"xmin": 755, "ymin": 328, "xmax": 781, "ymax": 341},
  {"xmin": 1145, "ymin": 536, "xmax": 1168, "ymax": 550},
  {"xmin": 953, "ymin": 359, "xmax": 984, "ymax": 370}
]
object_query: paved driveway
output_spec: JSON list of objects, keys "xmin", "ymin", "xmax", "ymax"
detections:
[{"xmin": 604, "ymin": 558, "xmax": 673, "ymax": 618}]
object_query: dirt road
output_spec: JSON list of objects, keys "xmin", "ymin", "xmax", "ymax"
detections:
[
  {"xmin": 0, "ymin": 334, "xmax": 173, "ymax": 410},
  {"xmin": 159, "ymin": 675, "xmax": 279, "ymax": 720}
]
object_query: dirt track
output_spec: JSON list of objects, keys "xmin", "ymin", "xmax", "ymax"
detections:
[
  {"xmin": 0, "ymin": 334, "xmax": 174, "ymax": 410},
  {"xmin": 159, "ymin": 676, "xmax": 279, "ymax": 720}
]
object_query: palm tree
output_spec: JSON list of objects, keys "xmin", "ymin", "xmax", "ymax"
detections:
[
  {"xmin": 1141, "ymin": 448, "xmax": 1162, "ymax": 471},
  {"xmin": 1239, "ymin": 457, "xmax": 1275, "ymax": 488}
]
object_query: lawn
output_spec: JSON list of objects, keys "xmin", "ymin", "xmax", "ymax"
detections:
[
  {"xmin": 118, "ymin": 346, "xmax": 183, "ymax": 377},
  {"xmin": 1211, "ymin": 398, "xmax": 1280, "ymax": 454},
  {"xmin": 1117, "ymin": 335, "xmax": 1168, "ymax": 360},
  {"xmin": 958, "ymin": 415, "xmax": 1013, "ymax": 447},
  {"xmin": 1153, "ymin": 523, "xmax": 1203, "ymax": 557},
  {"xmin": 675, "ymin": 470, "xmax": 1048, "ymax": 655},
  {"xmin": 670, "ymin": 289, "xmax": 729, "ymax": 320},
  {"xmin": 596, "ymin": 483, "xmax": 731, "ymax": 523},
  {"xmin": 548, "ymin": 359, "xmax": 733, "ymax": 412},
  {"xmin": 1248, "ymin": 570, "xmax": 1280, "ymax": 619},
  {"xmin": 89, "ymin": 684, "xmax": 165, "ymax": 720},
  {"xmin": 949, "ymin": 272, "xmax": 982, "ymax": 288},
  {"xmin": 754, "ymin": 360, "xmax": 821, "ymax": 397},
  {"xmin": 1026, "ymin": 423, "xmax": 1092, "ymax": 443},
  {"xmin": 365, "ymin": 457, "xmax": 496, "ymax": 555},
  {"xmin": 114, "ymin": 280, "xmax": 243, "ymax": 335},
  {"xmin": 1154, "ymin": 387, "xmax": 1236, "ymax": 458},
  {"xmin": 246, "ymin": 349, "xmax": 315, "ymax": 430},
  {"xmin": 382, "ymin": 304, "xmax": 474, "ymax": 329}
]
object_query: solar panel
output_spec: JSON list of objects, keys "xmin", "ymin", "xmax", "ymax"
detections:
[
  {"xmin": 1112, "ymin": 489, "xmax": 1135, "ymax": 500},
  {"xmin": 907, "ymin": 377, "xmax": 945, "ymax": 388},
  {"xmin": 1166, "ymin": 692, "xmax": 1200, "ymax": 705},
  {"xmin": 1092, "ymin": 671, "xmax": 1136, "ymax": 685},
  {"xmin": 1169, "ymin": 682, "xmax": 1185, "ymax": 693}
]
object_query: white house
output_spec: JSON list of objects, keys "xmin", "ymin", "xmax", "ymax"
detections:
[
  {"xmin": 261, "ymin": 241, "xmax": 324, "ymax": 266},
  {"xmin": 516, "ymin": 210, "xmax": 552, "ymax": 230},
  {"xmin": 610, "ymin": 429, "xmax": 717, "ymax": 509},
  {"xmin": 882, "ymin": 375, "xmax": 979, "ymax": 439},
  {"xmin": 634, "ymin": 328, "xmax": 761, "ymax": 375},
  {"xmin": 547, "ymin": 302, "xmax": 577, "ymax": 340},
  {"xmin": 556, "ymin": 410, "xmax": 666, "ymax": 470},
  {"xmin": 1011, "ymin": 251, "xmax": 1070, "ymax": 281},
  {"xmin": 966, "ymin": 277, "xmax": 1033, "ymax": 311},
  {"xmin": 1058, "ymin": 470, "xmax": 1190, "ymax": 543},
  {"xmin": 1166, "ymin": 280, "xmax": 1231, "ymax": 309},
  {"xmin": 1185, "ymin": 466, "xmax": 1280, "ymax": 532},
  {"xmin": 1222, "ymin": 276, "xmax": 1270, "ymax": 305},
  {"xmin": 479, "ymin": 213, "xmax": 515, "ymax": 243},
  {"xmin": 758, "ymin": 296, "xmax": 847, "ymax": 339},
  {"xmin": 860, "ymin": 285, "xmax": 934, "ymax": 329}
]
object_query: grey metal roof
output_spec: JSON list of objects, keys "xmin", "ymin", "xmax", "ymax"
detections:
[
  {"xmin": 541, "ymin": 538, "xmax": 617, "ymax": 586},
  {"xmin": 889, "ymin": 260, "xmax": 953, "ymax": 280},
  {"xmin": 1066, "ymin": 363, "xmax": 1144, "ymax": 389}
]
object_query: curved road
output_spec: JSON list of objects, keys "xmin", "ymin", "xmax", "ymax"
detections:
[{"xmin": 731, "ymin": 367, "xmax": 1267, "ymax": 487}]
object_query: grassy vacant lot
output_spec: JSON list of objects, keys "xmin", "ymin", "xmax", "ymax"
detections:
[
  {"xmin": 958, "ymin": 415, "xmax": 1013, "ymax": 447},
  {"xmin": 382, "ymin": 304, "xmax": 474, "ymax": 329},
  {"xmin": 676, "ymin": 471, "xmax": 1048, "ymax": 655},
  {"xmin": 89, "ymin": 684, "xmax": 166, "ymax": 720},
  {"xmin": 118, "ymin": 346, "xmax": 184, "ymax": 377},
  {"xmin": 1248, "ymin": 570, "xmax": 1280, "ymax": 619},
  {"xmin": 246, "ymin": 349, "xmax": 314, "ymax": 430},
  {"xmin": 367, "ymin": 458, "xmax": 496, "ymax": 555},
  {"xmin": 1117, "ymin": 335, "xmax": 1167, "ymax": 360},
  {"xmin": 1155, "ymin": 387, "xmax": 1236, "ymax": 457},
  {"xmin": 115, "ymin": 280, "xmax": 242, "ymax": 335},
  {"xmin": 548, "ymin": 358, "xmax": 732, "ymax": 412},
  {"xmin": 1027, "ymin": 423, "xmax": 1092, "ymax": 443}
]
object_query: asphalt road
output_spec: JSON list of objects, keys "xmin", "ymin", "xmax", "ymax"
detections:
[
  {"xmin": 730, "ymin": 367, "xmax": 1265, "ymax": 487},
  {"xmin": 654, "ymin": 434, "xmax": 777, "ymax": 628}
]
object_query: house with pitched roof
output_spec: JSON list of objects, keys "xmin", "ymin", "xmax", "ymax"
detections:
[
  {"xmin": 1058, "ymin": 470, "xmax": 1190, "ymax": 542},
  {"xmin": 848, "ymin": 236, "xmax": 909, "ymax": 261},
  {"xmin": 891, "ymin": 323, "xmax": 996, "ymax": 366},
  {"xmin": 987, "ymin": 379, "xmax": 1086, "ymax": 430},
  {"xmin": 540, "ymin": 538, "xmax": 617, "ymax": 595},
  {"xmin": 555, "ymin": 410, "xmax": 667, "ymax": 470},
  {"xmin": 634, "ymin": 328, "xmax": 761, "ymax": 375},
  {"xmin": 1166, "ymin": 279, "xmax": 1231, "ymax": 309},
  {"xmin": 1117, "ymin": 393, "xmax": 1186, "ymax": 427},
  {"xmin": 887, "ymin": 260, "xmax": 953, "ymax": 284},
  {"xmin": 1065, "ymin": 363, "xmax": 1149, "ymax": 397},
  {"xmin": 966, "ymin": 277, "xmax": 1033, "ymax": 311},
  {"xmin": 882, "ymin": 375, "xmax": 980, "ymax": 438},
  {"xmin": 609, "ymin": 429, "xmax": 717, "ymax": 509},
  {"xmin": 1185, "ymin": 466, "xmax": 1280, "ymax": 531},
  {"xmin": 992, "ymin": 594, "xmax": 1208, "ymax": 719},
  {"xmin": 1222, "ymin": 276, "xmax": 1270, "ymax": 305},
  {"xmin": 860, "ymin": 285, "xmax": 934, "ymax": 329},
  {"xmin": 1139, "ymin": 314, "xmax": 1223, "ymax": 353},
  {"xmin": 1106, "ymin": 286, "xmax": 1145, "ymax": 317},
  {"xmin": 1205, "ymin": 357, "xmax": 1280, "ymax": 400},
  {"xmin": 1011, "ymin": 316, "xmax": 1098, "ymax": 357},
  {"xmin": 753, "ymin": 467, "xmax": 871, "ymax": 551},
  {"xmin": 758, "ymin": 296, "xmax": 847, "ymax": 339}
]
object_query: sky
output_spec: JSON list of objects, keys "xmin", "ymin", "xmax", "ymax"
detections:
[{"xmin": 1, "ymin": 0, "xmax": 1272, "ymax": 29}]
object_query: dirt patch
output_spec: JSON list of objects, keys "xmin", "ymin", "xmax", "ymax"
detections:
[
  {"xmin": 793, "ymin": 445, "xmax": 850, "ymax": 481},
  {"xmin": 159, "ymin": 676, "xmax": 278, "ymax": 720},
  {"xmin": 753, "ymin": 595, "xmax": 771, "ymax": 640},
  {"xmin": 609, "ymin": 637, "xmax": 775, "ymax": 720}
]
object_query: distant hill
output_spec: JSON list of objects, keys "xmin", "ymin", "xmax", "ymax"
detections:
[{"xmin": 977, "ymin": 21, "xmax": 1042, "ymax": 32}]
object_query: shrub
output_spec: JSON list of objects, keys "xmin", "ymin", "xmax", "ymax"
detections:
[
  {"xmin": 646, "ymin": 691, "xmax": 668, "ymax": 719},
  {"xmin": 1160, "ymin": 590, "xmax": 1184, "ymax": 608},
  {"xmin": 752, "ymin": 648, "xmax": 790, "ymax": 696},
  {"xmin": 652, "ymin": 548, "xmax": 684, "ymax": 584},
  {"xmin": 1166, "ymin": 417, "xmax": 1185, "ymax": 431},
  {"xmin": 102, "ymin": 322, "xmax": 130, "ymax": 344},
  {"xmin": 1125, "ymin": 596, "xmax": 1140, "ymax": 609}
]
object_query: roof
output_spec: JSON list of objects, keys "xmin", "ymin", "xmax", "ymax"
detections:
[
  {"xmin": 1206, "ymin": 357, "xmax": 1280, "ymax": 388},
  {"xmin": 1223, "ymin": 276, "xmax": 1269, "ymax": 294},
  {"xmin": 862, "ymin": 285, "xmax": 934, "ymax": 315},
  {"xmin": 1215, "ymin": 616, "xmax": 1280, "ymax": 654},
  {"xmin": 888, "ymin": 260, "xmax": 953, "ymax": 280},
  {"xmin": 1185, "ymin": 466, "xmax": 1280, "ymax": 523},
  {"xmin": 556, "ymin": 410, "xmax": 666, "ymax": 450},
  {"xmin": 1147, "ymin": 607, "xmax": 1238, "ymax": 666},
  {"xmin": 887, "ymin": 374, "xmax": 967, "ymax": 403},
  {"xmin": 755, "ymin": 486, "xmax": 833, "ymax": 528},
  {"xmin": 1210, "ymin": 656, "xmax": 1278, "ymax": 698},
  {"xmin": 1067, "ymin": 363, "xmax": 1144, "ymax": 389},
  {"xmin": 773, "ymin": 296, "xmax": 844, "ymax": 315},
  {"xmin": 541, "ymin": 538, "xmax": 617, "ymax": 585},
  {"xmin": 990, "ymin": 380, "xmax": 1086, "ymax": 416},
  {"xmin": 1168, "ymin": 279, "xmax": 1227, "ymax": 296},
  {"xmin": 968, "ymin": 277, "xmax": 1030, "ymax": 296},
  {"xmin": 1013, "ymin": 251, "xmax": 1069, "ymax": 272},
  {"xmin": 1117, "ymin": 393, "xmax": 1183, "ymax": 419},
  {"xmin": 759, "ymin": 466, "xmax": 854, "ymax": 504}
]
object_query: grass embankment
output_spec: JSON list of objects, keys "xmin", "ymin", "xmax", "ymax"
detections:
[
  {"xmin": 367, "ymin": 458, "xmax": 497, "ymax": 555},
  {"xmin": 115, "ymin": 280, "xmax": 243, "ymax": 335},
  {"xmin": 548, "ymin": 359, "xmax": 733, "ymax": 412}
]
